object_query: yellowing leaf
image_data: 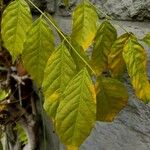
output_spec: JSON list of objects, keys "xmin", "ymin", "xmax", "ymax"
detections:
[
  {"xmin": 42, "ymin": 43, "xmax": 76, "ymax": 118},
  {"xmin": 108, "ymin": 33, "xmax": 131, "ymax": 78},
  {"xmin": 56, "ymin": 68, "xmax": 96, "ymax": 147},
  {"xmin": 91, "ymin": 21, "xmax": 117, "ymax": 75},
  {"xmin": 96, "ymin": 77, "xmax": 128, "ymax": 121},
  {"xmin": 67, "ymin": 146, "xmax": 78, "ymax": 150},
  {"xmin": 22, "ymin": 17, "xmax": 54, "ymax": 87},
  {"xmin": 67, "ymin": 40, "xmax": 90, "ymax": 72},
  {"xmin": 71, "ymin": 0, "xmax": 98, "ymax": 50},
  {"xmin": 1, "ymin": 0, "xmax": 32, "ymax": 62},
  {"xmin": 123, "ymin": 36, "xmax": 150, "ymax": 102},
  {"xmin": 143, "ymin": 33, "xmax": 150, "ymax": 47}
]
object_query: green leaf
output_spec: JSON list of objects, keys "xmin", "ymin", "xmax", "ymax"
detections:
[
  {"xmin": 142, "ymin": 33, "xmax": 150, "ymax": 47},
  {"xmin": 56, "ymin": 68, "xmax": 96, "ymax": 148},
  {"xmin": 22, "ymin": 17, "xmax": 54, "ymax": 87},
  {"xmin": 96, "ymin": 77, "xmax": 128, "ymax": 122},
  {"xmin": 71, "ymin": 0, "xmax": 98, "ymax": 50},
  {"xmin": 123, "ymin": 36, "xmax": 150, "ymax": 103},
  {"xmin": 14, "ymin": 124, "xmax": 28, "ymax": 145},
  {"xmin": 108, "ymin": 33, "xmax": 131, "ymax": 78},
  {"xmin": 0, "ymin": 90, "xmax": 9, "ymax": 101},
  {"xmin": 66, "ymin": 40, "xmax": 90, "ymax": 72},
  {"xmin": 1, "ymin": 0, "xmax": 32, "ymax": 62},
  {"xmin": 91, "ymin": 21, "xmax": 117, "ymax": 75},
  {"xmin": 42, "ymin": 43, "xmax": 76, "ymax": 118}
]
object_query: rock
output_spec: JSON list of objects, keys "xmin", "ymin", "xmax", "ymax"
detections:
[
  {"xmin": 30, "ymin": 0, "xmax": 150, "ymax": 20},
  {"xmin": 80, "ymin": 98, "xmax": 150, "ymax": 150},
  {"xmin": 100, "ymin": 0, "xmax": 150, "ymax": 21},
  {"xmin": 46, "ymin": 0, "xmax": 56, "ymax": 14}
]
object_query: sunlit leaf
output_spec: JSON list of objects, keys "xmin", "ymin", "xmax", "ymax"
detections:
[
  {"xmin": 22, "ymin": 16, "xmax": 54, "ymax": 87},
  {"xmin": 14, "ymin": 124, "xmax": 28, "ymax": 145},
  {"xmin": 56, "ymin": 68, "xmax": 96, "ymax": 148},
  {"xmin": 0, "ymin": 90, "xmax": 9, "ymax": 101},
  {"xmin": 1, "ymin": 0, "xmax": 32, "ymax": 62},
  {"xmin": 108, "ymin": 33, "xmax": 131, "ymax": 78},
  {"xmin": 123, "ymin": 36, "xmax": 150, "ymax": 103},
  {"xmin": 42, "ymin": 43, "xmax": 76, "ymax": 118},
  {"xmin": 143, "ymin": 33, "xmax": 150, "ymax": 47},
  {"xmin": 71, "ymin": 0, "xmax": 98, "ymax": 50},
  {"xmin": 91, "ymin": 21, "xmax": 117, "ymax": 75},
  {"xmin": 66, "ymin": 40, "xmax": 90, "ymax": 72},
  {"xmin": 96, "ymin": 77, "xmax": 128, "ymax": 121}
]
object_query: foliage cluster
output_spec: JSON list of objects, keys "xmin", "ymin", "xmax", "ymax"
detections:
[{"xmin": 0, "ymin": 0, "xmax": 150, "ymax": 149}]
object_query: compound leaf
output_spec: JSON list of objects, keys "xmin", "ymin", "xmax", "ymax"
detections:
[
  {"xmin": 123, "ymin": 36, "xmax": 150, "ymax": 103},
  {"xmin": 71, "ymin": 0, "xmax": 98, "ymax": 50},
  {"xmin": 143, "ymin": 33, "xmax": 150, "ymax": 47},
  {"xmin": 96, "ymin": 77, "xmax": 128, "ymax": 121},
  {"xmin": 22, "ymin": 17, "xmax": 54, "ymax": 87},
  {"xmin": 56, "ymin": 68, "xmax": 96, "ymax": 148},
  {"xmin": 91, "ymin": 21, "xmax": 117, "ymax": 75},
  {"xmin": 108, "ymin": 33, "xmax": 131, "ymax": 78},
  {"xmin": 42, "ymin": 43, "xmax": 76, "ymax": 118},
  {"xmin": 1, "ymin": 0, "xmax": 32, "ymax": 62}
]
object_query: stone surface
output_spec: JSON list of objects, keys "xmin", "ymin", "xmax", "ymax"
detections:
[
  {"xmin": 101, "ymin": 0, "xmax": 150, "ymax": 21},
  {"xmin": 32, "ymin": 0, "xmax": 150, "ymax": 20},
  {"xmin": 80, "ymin": 97, "xmax": 150, "ymax": 150}
]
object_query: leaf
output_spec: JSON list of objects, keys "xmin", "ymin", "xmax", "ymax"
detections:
[
  {"xmin": 64, "ymin": 0, "xmax": 69, "ymax": 6},
  {"xmin": 42, "ymin": 43, "xmax": 76, "ymax": 118},
  {"xmin": 71, "ymin": 0, "xmax": 98, "ymax": 50},
  {"xmin": 91, "ymin": 21, "xmax": 117, "ymax": 75},
  {"xmin": 0, "ymin": 90, "xmax": 9, "ymax": 101},
  {"xmin": 14, "ymin": 124, "xmax": 28, "ymax": 145},
  {"xmin": 96, "ymin": 77, "xmax": 128, "ymax": 122},
  {"xmin": 142, "ymin": 33, "xmax": 150, "ymax": 47},
  {"xmin": 108, "ymin": 33, "xmax": 131, "ymax": 78},
  {"xmin": 22, "ymin": 16, "xmax": 54, "ymax": 87},
  {"xmin": 123, "ymin": 36, "xmax": 150, "ymax": 103},
  {"xmin": 56, "ymin": 68, "xmax": 96, "ymax": 148},
  {"xmin": 1, "ymin": 0, "xmax": 32, "ymax": 62},
  {"xmin": 66, "ymin": 40, "xmax": 90, "ymax": 72}
]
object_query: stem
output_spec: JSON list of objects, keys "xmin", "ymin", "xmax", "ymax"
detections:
[{"xmin": 27, "ymin": 0, "xmax": 96, "ymax": 75}]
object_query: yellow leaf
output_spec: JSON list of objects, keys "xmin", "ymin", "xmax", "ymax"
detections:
[
  {"xmin": 67, "ymin": 146, "xmax": 78, "ymax": 150},
  {"xmin": 1, "ymin": 0, "xmax": 32, "ymax": 62},
  {"xmin": 42, "ymin": 43, "xmax": 76, "ymax": 118},
  {"xmin": 56, "ymin": 68, "xmax": 96, "ymax": 147},
  {"xmin": 96, "ymin": 77, "xmax": 128, "ymax": 121},
  {"xmin": 22, "ymin": 16, "xmax": 54, "ymax": 87},
  {"xmin": 71, "ymin": 0, "xmax": 98, "ymax": 50},
  {"xmin": 108, "ymin": 33, "xmax": 131, "ymax": 78},
  {"xmin": 123, "ymin": 36, "xmax": 150, "ymax": 102},
  {"xmin": 91, "ymin": 21, "xmax": 117, "ymax": 75},
  {"xmin": 142, "ymin": 32, "xmax": 150, "ymax": 47}
]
